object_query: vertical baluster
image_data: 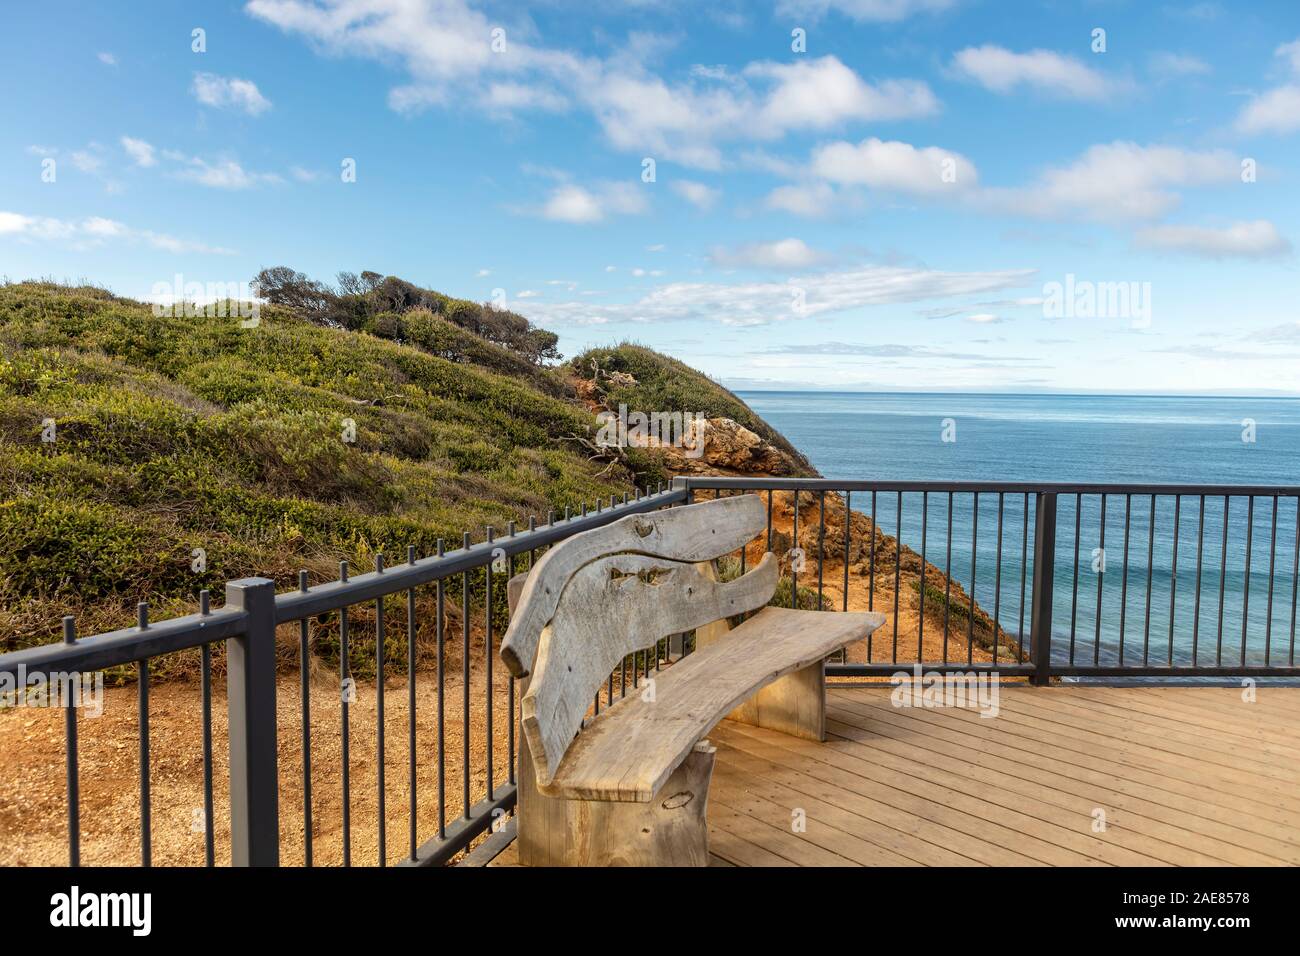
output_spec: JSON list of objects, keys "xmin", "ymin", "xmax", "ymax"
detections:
[
  {"xmin": 1019, "ymin": 492, "xmax": 1029, "ymax": 663},
  {"xmin": 1094, "ymin": 495, "xmax": 1107, "ymax": 666},
  {"xmin": 1266, "ymin": 497, "xmax": 1277, "ymax": 667},
  {"xmin": 893, "ymin": 491, "xmax": 902, "ymax": 664},
  {"xmin": 137, "ymin": 602, "xmax": 151, "ymax": 867},
  {"xmin": 461, "ymin": 532, "xmax": 471, "ymax": 820},
  {"xmin": 817, "ymin": 492, "xmax": 826, "ymax": 610},
  {"xmin": 340, "ymin": 561, "xmax": 351, "ymax": 867},
  {"xmin": 1168, "ymin": 497, "xmax": 1180, "ymax": 667},
  {"xmin": 869, "ymin": 490, "xmax": 877, "ymax": 613},
  {"xmin": 375, "ymin": 553, "xmax": 386, "ymax": 866},
  {"xmin": 485, "ymin": 528, "xmax": 494, "ymax": 800},
  {"xmin": 766, "ymin": 490, "xmax": 774, "ymax": 551},
  {"xmin": 507, "ymin": 522, "xmax": 517, "ymax": 784},
  {"xmin": 968, "ymin": 493, "xmax": 978, "ymax": 667},
  {"xmin": 1290, "ymin": 497, "xmax": 1299, "ymax": 667},
  {"xmin": 1217, "ymin": 497, "xmax": 1230, "ymax": 666},
  {"xmin": 406, "ymin": 546, "xmax": 418, "ymax": 863},
  {"xmin": 1193, "ymin": 496, "xmax": 1205, "ymax": 666},
  {"xmin": 1143, "ymin": 495, "xmax": 1155, "ymax": 666},
  {"xmin": 918, "ymin": 491, "xmax": 928, "ymax": 661},
  {"xmin": 992, "ymin": 493, "xmax": 1004, "ymax": 666},
  {"xmin": 944, "ymin": 492, "xmax": 953, "ymax": 665},
  {"xmin": 792, "ymin": 490, "xmax": 800, "ymax": 609},
  {"xmin": 1069, "ymin": 493, "xmax": 1081, "ymax": 665},
  {"xmin": 1241, "ymin": 496, "xmax": 1254, "ymax": 666},
  {"xmin": 200, "ymin": 590, "xmax": 215, "ymax": 868},
  {"xmin": 62, "ymin": 617, "xmax": 80, "ymax": 868},
  {"xmin": 842, "ymin": 491, "xmax": 851, "ymax": 614},
  {"xmin": 435, "ymin": 540, "xmax": 446, "ymax": 840},
  {"xmin": 1119, "ymin": 495, "xmax": 1131, "ymax": 667},
  {"xmin": 296, "ymin": 575, "xmax": 311, "ymax": 868}
]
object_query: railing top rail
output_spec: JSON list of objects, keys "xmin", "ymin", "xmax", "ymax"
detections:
[
  {"xmin": 0, "ymin": 605, "xmax": 249, "ymax": 677},
  {"xmin": 0, "ymin": 488, "xmax": 688, "ymax": 678},
  {"xmin": 678, "ymin": 477, "xmax": 1300, "ymax": 497},
  {"xmin": 271, "ymin": 488, "xmax": 686, "ymax": 623}
]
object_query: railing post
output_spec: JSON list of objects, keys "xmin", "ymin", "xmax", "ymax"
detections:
[
  {"xmin": 1029, "ymin": 493, "xmax": 1057, "ymax": 686},
  {"xmin": 225, "ymin": 577, "xmax": 280, "ymax": 866}
]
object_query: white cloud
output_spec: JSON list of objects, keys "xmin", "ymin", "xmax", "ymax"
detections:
[
  {"xmin": 775, "ymin": 0, "xmax": 956, "ymax": 21},
  {"xmin": 965, "ymin": 313, "xmax": 1004, "ymax": 323},
  {"xmin": 1134, "ymin": 220, "xmax": 1291, "ymax": 259},
  {"xmin": 1236, "ymin": 84, "xmax": 1300, "ymax": 135},
  {"xmin": 516, "ymin": 289, "xmax": 541, "ymax": 298},
  {"xmin": 175, "ymin": 156, "xmax": 282, "ymax": 189},
  {"xmin": 476, "ymin": 268, "xmax": 491, "ymax": 277},
  {"xmin": 191, "ymin": 72, "xmax": 272, "ymax": 115},
  {"xmin": 538, "ymin": 182, "xmax": 647, "ymax": 223},
  {"xmin": 68, "ymin": 148, "xmax": 104, "ymax": 174},
  {"xmin": 671, "ymin": 180, "xmax": 719, "ymax": 209},
  {"xmin": 1148, "ymin": 52, "xmax": 1211, "ymax": 78},
  {"xmin": 483, "ymin": 82, "xmax": 567, "ymax": 112},
  {"xmin": 810, "ymin": 137, "xmax": 977, "ymax": 194},
  {"xmin": 289, "ymin": 165, "xmax": 322, "ymax": 182},
  {"xmin": 1235, "ymin": 38, "xmax": 1300, "ymax": 134},
  {"xmin": 121, "ymin": 136, "xmax": 157, "ymax": 167},
  {"xmin": 951, "ymin": 45, "xmax": 1118, "ymax": 100},
  {"xmin": 541, "ymin": 185, "xmax": 604, "ymax": 223},
  {"xmin": 743, "ymin": 56, "xmax": 939, "ymax": 133},
  {"xmin": 245, "ymin": 1, "xmax": 937, "ymax": 167},
  {"xmin": 517, "ymin": 263, "xmax": 1034, "ymax": 327},
  {"xmin": 0, "ymin": 210, "xmax": 236, "ymax": 254},
  {"xmin": 97, "ymin": 52, "xmax": 117, "ymax": 66},
  {"xmin": 764, "ymin": 182, "xmax": 836, "ymax": 217},
  {"xmin": 1277, "ymin": 38, "xmax": 1300, "ymax": 73},
  {"xmin": 710, "ymin": 238, "xmax": 828, "ymax": 270},
  {"xmin": 979, "ymin": 142, "xmax": 1239, "ymax": 222}
]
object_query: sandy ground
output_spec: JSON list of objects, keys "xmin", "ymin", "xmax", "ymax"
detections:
[
  {"xmin": 0, "ymin": 659, "xmax": 513, "ymax": 867},
  {"xmin": 1, "ymin": 499, "xmax": 1011, "ymax": 866}
]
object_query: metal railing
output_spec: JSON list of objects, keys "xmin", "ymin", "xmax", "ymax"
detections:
[
  {"xmin": 8, "ymin": 475, "xmax": 1299, "ymax": 868},
  {"xmin": 678, "ymin": 477, "xmax": 1300, "ymax": 681},
  {"xmin": 0, "ymin": 486, "xmax": 687, "ymax": 868}
]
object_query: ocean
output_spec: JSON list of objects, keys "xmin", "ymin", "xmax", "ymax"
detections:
[{"xmin": 737, "ymin": 391, "xmax": 1300, "ymax": 668}]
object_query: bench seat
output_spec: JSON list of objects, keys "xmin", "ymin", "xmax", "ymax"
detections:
[{"xmin": 541, "ymin": 605, "xmax": 886, "ymax": 802}]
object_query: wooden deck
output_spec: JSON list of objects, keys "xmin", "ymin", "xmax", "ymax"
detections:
[{"xmin": 489, "ymin": 685, "xmax": 1300, "ymax": 866}]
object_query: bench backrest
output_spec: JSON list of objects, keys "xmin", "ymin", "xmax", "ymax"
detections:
[{"xmin": 503, "ymin": 494, "xmax": 777, "ymax": 787}]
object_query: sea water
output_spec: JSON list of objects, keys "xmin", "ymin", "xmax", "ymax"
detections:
[{"xmin": 739, "ymin": 392, "xmax": 1300, "ymax": 669}]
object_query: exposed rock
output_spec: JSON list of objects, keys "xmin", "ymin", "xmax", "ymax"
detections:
[{"xmin": 656, "ymin": 417, "xmax": 801, "ymax": 477}]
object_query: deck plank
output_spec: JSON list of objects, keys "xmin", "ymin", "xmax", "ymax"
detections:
[{"xmin": 493, "ymin": 686, "xmax": 1300, "ymax": 866}]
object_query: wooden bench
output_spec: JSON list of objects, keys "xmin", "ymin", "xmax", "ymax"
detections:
[{"xmin": 501, "ymin": 493, "xmax": 885, "ymax": 866}]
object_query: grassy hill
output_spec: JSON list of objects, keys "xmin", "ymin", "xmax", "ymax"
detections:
[
  {"xmin": 0, "ymin": 279, "xmax": 804, "ymax": 653},
  {"xmin": 569, "ymin": 344, "xmax": 815, "ymax": 475}
]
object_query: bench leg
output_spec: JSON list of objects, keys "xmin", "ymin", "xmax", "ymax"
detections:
[
  {"xmin": 517, "ymin": 738, "xmax": 715, "ymax": 867},
  {"xmin": 727, "ymin": 659, "xmax": 827, "ymax": 742}
]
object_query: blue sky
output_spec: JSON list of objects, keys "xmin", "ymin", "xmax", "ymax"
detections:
[{"xmin": 2, "ymin": 0, "xmax": 1299, "ymax": 393}]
